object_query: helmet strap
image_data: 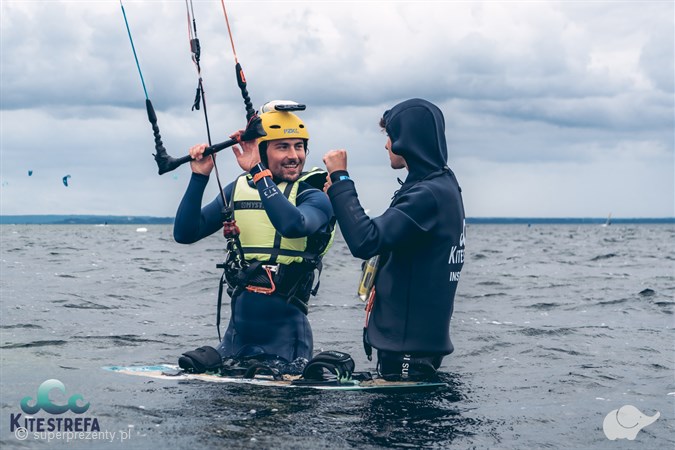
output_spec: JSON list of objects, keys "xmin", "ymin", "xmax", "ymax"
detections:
[{"xmin": 258, "ymin": 141, "xmax": 269, "ymax": 166}]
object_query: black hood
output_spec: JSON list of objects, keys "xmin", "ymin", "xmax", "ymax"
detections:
[{"xmin": 383, "ymin": 98, "xmax": 448, "ymax": 183}]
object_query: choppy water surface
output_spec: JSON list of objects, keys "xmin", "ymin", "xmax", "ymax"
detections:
[{"xmin": 1, "ymin": 224, "xmax": 673, "ymax": 449}]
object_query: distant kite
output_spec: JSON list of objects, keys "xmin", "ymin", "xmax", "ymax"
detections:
[
  {"xmin": 28, "ymin": 170, "xmax": 33, "ymax": 176},
  {"xmin": 62, "ymin": 175, "xmax": 71, "ymax": 187}
]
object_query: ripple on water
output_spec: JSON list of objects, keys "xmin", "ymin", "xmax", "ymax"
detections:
[{"xmin": 1, "ymin": 340, "xmax": 68, "ymax": 349}]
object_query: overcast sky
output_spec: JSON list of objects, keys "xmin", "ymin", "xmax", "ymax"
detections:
[{"xmin": 1, "ymin": 0, "xmax": 673, "ymax": 218}]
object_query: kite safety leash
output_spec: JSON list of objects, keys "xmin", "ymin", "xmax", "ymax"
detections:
[
  {"xmin": 183, "ymin": 0, "xmax": 230, "ymax": 210},
  {"xmin": 185, "ymin": 0, "xmax": 205, "ymax": 113},
  {"xmin": 120, "ymin": 1, "xmax": 267, "ymax": 339}
]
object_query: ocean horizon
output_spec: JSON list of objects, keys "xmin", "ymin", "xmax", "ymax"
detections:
[{"xmin": 0, "ymin": 214, "xmax": 673, "ymax": 225}]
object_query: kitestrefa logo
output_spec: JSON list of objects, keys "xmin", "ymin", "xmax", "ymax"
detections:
[
  {"xmin": 448, "ymin": 219, "xmax": 466, "ymax": 282},
  {"xmin": 20, "ymin": 379, "xmax": 90, "ymax": 415},
  {"xmin": 10, "ymin": 379, "xmax": 132, "ymax": 444}
]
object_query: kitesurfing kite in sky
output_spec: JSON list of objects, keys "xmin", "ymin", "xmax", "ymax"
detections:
[{"xmin": 62, "ymin": 175, "xmax": 71, "ymax": 187}]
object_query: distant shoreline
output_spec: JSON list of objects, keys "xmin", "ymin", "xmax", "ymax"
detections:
[
  {"xmin": 0, "ymin": 215, "xmax": 673, "ymax": 225},
  {"xmin": 0, "ymin": 215, "xmax": 174, "ymax": 225}
]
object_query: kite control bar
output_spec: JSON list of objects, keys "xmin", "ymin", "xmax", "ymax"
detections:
[
  {"xmin": 148, "ymin": 99, "xmax": 265, "ymax": 175},
  {"xmin": 121, "ymin": 0, "xmax": 266, "ymax": 176}
]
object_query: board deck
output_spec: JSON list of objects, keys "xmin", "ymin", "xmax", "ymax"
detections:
[{"xmin": 103, "ymin": 364, "xmax": 447, "ymax": 392}]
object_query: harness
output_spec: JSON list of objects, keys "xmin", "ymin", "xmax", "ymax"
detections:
[{"xmin": 215, "ymin": 169, "xmax": 335, "ymax": 339}]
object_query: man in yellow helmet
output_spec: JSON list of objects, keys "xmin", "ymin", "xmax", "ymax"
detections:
[{"xmin": 173, "ymin": 101, "xmax": 335, "ymax": 374}]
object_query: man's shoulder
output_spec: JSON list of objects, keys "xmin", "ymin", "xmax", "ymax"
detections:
[
  {"xmin": 297, "ymin": 182, "xmax": 328, "ymax": 202},
  {"xmin": 392, "ymin": 179, "xmax": 452, "ymax": 212},
  {"xmin": 298, "ymin": 181, "xmax": 321, "ymax": 194},
  {"xmin": 404, "ymin": 174, "xmax": 457, "ymax": 197},
  {"xmin": 397, "ymin": 179, "xmax": 441, "ymax": 198},
  {"xmin": 296, "ymin": 182, "xmax": 333, "ymax": 215}
]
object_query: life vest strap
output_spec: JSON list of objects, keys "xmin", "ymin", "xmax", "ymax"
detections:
[{"xmin": 242, "ymin": 247, "xmax": 319, "ymax": 261}]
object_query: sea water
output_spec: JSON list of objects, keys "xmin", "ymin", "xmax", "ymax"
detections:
[{"xmin": 0, "ymin": 224, "xmax": 673, "ymax": 449}]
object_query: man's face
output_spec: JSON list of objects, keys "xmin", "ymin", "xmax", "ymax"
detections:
[
  {"xmin": 265, "ymin": 138, "xmax": 306, "ymax": 182},
  {"xmin": 385, "ymin": 137, "xmax": 406, "ymax": 170}
]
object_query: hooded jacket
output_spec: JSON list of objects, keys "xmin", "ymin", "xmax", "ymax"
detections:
[{"xmin": 327, "ymin": 98, "xmax": 465, "ymax": 355}]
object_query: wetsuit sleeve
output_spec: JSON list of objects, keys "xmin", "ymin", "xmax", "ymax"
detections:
[
  {"xmin": 327, "ymin": 177, "xmax": 438, "ymax": 259},
  {"xmin": 173, "ymin": 173, "xmax": 234, "ymax": 244},
  {"xmin": 255, "ymin": 177, "xmax": 333, "ymax": 239}
]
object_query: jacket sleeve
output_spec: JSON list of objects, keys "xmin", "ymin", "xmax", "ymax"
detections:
[
  {"xmin": 256, "ymin": 180, "xmax": 333, "ymax": 238},
  {"xmin": 173, "ymin": 173, "xmax": 234, "ymax": 244},
  {"xmin": 327, "ymin": 179, "xmax": 438, "ymax": 259}
]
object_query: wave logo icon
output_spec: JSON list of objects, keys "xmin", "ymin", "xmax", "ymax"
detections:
[
  {"xmin": 603, "ymin": 405, "xmax": 659, "ymax": 440},
  {"xmin": 20, "ymin": 379, "xmax": 90, "ymax": 415}
]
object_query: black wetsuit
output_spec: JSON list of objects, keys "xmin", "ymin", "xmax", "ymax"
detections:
[
  {"xmin": 327, "ymin": 98, "xmax": 465, "ymax": 377},
  {"xmin": 174, "ymin": 171, "xmax": 333, "ymax": 362}
]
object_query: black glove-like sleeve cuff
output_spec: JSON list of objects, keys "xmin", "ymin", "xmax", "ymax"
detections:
[{"xmin": 329, "ymin": 170, "xmax": 351, "ymax": 184}]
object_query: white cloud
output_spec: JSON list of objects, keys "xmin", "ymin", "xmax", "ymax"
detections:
[{"xmin": 1, "ymin": 0, "xmax": 672, "ymax": 217}]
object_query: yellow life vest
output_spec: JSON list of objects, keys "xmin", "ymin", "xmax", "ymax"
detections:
[{"xmin": 231, "ymin": 167, "xmax": 334, "ymax": 265}]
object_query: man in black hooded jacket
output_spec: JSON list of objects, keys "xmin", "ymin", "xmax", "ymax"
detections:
[{"xmin": 322, "ymin": 98, "xmax": 465, "ymax": 381}]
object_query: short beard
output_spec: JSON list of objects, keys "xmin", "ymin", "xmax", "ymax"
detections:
[
  {"xmin": 271, "ymin": 169, "xmax": 302, "ymax": 183},
  {"xmin": 276, "ymin": 174, "xmax": 300, "ymax": 183}
]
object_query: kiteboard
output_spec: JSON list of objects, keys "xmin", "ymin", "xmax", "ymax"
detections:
[{"xmin": 103, "ymin": 364, "xmax": 447, "ymax": 392}]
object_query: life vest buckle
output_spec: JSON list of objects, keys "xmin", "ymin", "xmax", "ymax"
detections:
[{"xmin": 262, "ymin": 264, "xmax": 279, "ymax": 273}]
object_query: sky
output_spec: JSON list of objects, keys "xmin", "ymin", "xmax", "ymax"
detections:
[{"xmin": 1, "ymin": 0, "xmax": 673, "ymax": 218}]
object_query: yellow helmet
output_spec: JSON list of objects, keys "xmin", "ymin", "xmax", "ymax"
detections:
[{"xmin": 257, "ymin": 110, "xmax": 309, "ymax": 144}]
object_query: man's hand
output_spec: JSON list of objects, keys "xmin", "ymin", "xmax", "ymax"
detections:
[
  {"xmin": 231, "ymin": 129, "xmax": 261, "ymax": 171},
  {"xmin": 322, "ymin": 149, "xmax": 348, "ymax": 174},
  {"xmin": 323, "ymin": 174, "xmax": 332, "ymax": 194},
  {"xmin": 189, "ymin": 143, "xmax": 214, "ymax": 176}
]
